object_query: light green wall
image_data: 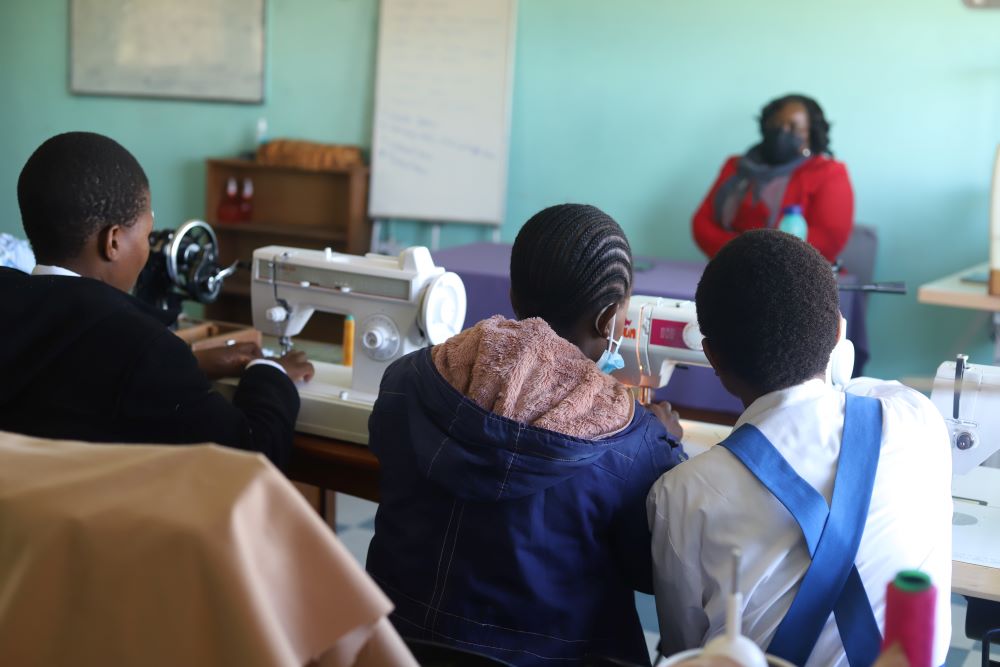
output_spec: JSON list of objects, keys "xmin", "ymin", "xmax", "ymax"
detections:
[
  {"xmin": 0, "ymin": 0, "xmax": 378, "ymax": 235},
  {"xmin": 2, "ymin": 0, "xmax": 999, "ymax": 381}
]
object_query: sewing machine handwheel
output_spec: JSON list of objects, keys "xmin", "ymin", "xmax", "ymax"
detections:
[
  {"xmin": 361, "ymin": 314, "xmax": 401, "ymax": 361},
  {"xmin": 166, "ymin": 220, "xmax": 218, "ymax": 285},
  {"xmin": 421, "ymin": 271, "xmax": 467, "ymax": 344}
]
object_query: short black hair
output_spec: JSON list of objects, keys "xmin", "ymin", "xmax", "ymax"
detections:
[
  {"xmin": 695, "ymin": 229, "xmax": 839, "ymax": 395},
  {"xmin": 510, "ymin": 204, "xmax": 632, "ymax": 330},
  {"xmin": 17, "ymin": 131, "xmax": 149, "ymax": 264},
  {"xmin": 759, "ymin": 94, "xmax": 832, "ymax": 155}
]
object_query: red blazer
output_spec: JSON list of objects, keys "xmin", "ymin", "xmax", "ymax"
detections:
[{"xmin": 692, "ymin": 154, "xmax": 854, "ymax": 262}]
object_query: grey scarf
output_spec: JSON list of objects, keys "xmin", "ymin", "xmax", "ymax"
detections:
[{"xmin": 714, "ymin": 146, "xmax": 808, "ymax": 230}]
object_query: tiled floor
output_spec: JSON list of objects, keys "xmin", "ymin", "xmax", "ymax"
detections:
[{"xmin": 334, "ymin": 493, "xmax": 995, "ymax": 666}]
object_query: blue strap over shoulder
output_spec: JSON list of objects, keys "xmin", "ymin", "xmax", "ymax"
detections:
[{"xmin": 720, "ymin": 393, "xmax": 883, "ymax": 667}]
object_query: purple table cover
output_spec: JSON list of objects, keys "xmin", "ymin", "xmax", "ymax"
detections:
[{"xmin": 433, "ymin": 243, "xmax": 869, "ymax": 418}]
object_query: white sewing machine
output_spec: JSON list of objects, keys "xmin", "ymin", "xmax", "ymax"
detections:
[
  {"xmin": 610, "ymin": 296, "xmax": 724, "ymax": 453},
  {"xmin": 613, "ymin": 295, "xmax": 855, "ymax": 403},
  {"xmin": 931, "ymin": 356, "xmax": 1000, "ymax": 570},
  {"xmin": 612, "ymin": 295, "xmax": 711, "ymax": 405},
  {"xmin": 612, "ymin": 295, "xmax": 856, "ymax": 454},
  {"xmin": 248, "ymin": 245, "xmax": 466, "ymax": 444}
]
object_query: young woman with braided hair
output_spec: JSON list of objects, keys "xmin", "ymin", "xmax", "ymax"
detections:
[{"xmin": 366, "ymin": 204, "xmax": 686, "ymax": 666}]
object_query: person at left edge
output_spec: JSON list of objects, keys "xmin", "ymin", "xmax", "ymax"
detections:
[{"xmin": 0, "ymin": 131, "xmax": 314, "ymax": 468}]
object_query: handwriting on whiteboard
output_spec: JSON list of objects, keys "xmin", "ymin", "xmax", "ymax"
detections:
[{"xmin": 369, "ymin": 0, "xmax": 516, "ymax": 224}]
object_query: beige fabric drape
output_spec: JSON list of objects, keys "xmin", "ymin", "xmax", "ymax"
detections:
[{"xmin": 0, "ymin": 432, "xmax": 415, "ymax": 667}]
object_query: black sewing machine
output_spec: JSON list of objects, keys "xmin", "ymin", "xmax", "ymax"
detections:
[{"xmin": 134, "ymin": 220, "xmax": 241, "ymax": 327}]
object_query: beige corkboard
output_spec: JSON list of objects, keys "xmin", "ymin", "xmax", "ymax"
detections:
[{"xmin": 69, "ymin": 0, "xmax": 266, "ymax": 103}]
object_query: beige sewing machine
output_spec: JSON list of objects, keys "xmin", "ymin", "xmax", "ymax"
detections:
[{"xmin": 248, "ymin": 244, "xmax": 466, "ymax": 444}]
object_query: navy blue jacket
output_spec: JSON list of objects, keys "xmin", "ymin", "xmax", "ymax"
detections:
[{"xmin": 366, "ymin": 347, "xmax": 685, "ymax": 666}]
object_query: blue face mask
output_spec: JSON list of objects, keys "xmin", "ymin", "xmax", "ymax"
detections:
[{"xmin": 596, "ymin": 311, "xmax": 625, "ymax": 374}]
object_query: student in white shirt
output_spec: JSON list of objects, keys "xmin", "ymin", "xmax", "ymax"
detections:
[{"xmin": 647, "ymin": 230, "xmax": 952, "ymax": 667}]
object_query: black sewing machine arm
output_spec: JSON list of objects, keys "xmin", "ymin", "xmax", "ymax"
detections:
[{"xmin": 135, "ymin": 220, "xmax": 242, "ymax": 326}]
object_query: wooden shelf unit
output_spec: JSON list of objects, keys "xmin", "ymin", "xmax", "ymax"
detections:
[{"xmin": 204, "ymin": 158, "xmax": 370, "ymax": 342}]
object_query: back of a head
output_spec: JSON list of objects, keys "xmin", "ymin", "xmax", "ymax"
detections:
[
  {"xmin": 510, "ymin": 204, "xmax": 633, "ymax": 330},
  {"xmin": 17, "ymin": 131, "xmax": 149, "ymax": 265},
  {"xmin": 695, "ymin": 230, "xmax": 839, "ymax": 395}
]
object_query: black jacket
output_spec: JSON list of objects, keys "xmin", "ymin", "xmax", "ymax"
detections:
[{"xmin": 0, "ymin": 268, "xmax": 298, "ymax": 467}]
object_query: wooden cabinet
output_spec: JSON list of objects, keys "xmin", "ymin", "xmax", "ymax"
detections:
[{"xmin": 204, "ymin": 158, "xmax": 370, "ymax": 340}]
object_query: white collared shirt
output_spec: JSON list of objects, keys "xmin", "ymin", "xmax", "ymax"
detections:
[
  {"xmin": 647, "ymin": 378, "xmax": 952, "ymax": 667},
  {"xmin": 32, "ymin": 264, "xmax": 80, "ymax": 278},
  {"xmin": 31, "ymin": 263, "xmax": 284, "ymax": 376}
]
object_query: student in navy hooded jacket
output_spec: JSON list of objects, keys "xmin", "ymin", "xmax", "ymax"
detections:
[{"xmin": 366, "ymin": 204, "xmax": 687, "ymax": 666}]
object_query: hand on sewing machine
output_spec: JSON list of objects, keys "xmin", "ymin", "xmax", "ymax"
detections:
[
  {"xmin": 646, "ymin": 401, "xmax": 684, "ymax": 441},
  {"xmin": 194, "ymin": 342, "xmax": 263, "ymax": 380},
  {"xmin": 276, "ymin": 350, "xmax": 315, "ymax": 383}
]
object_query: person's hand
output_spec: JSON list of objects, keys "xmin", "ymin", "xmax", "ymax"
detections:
[
  {"xmin": 647, "ymin": 400, "xmax": 684, "ymax": 441},
  {"xmin": 194, "ymin": 342, "xmax": 262, "ymax": 380},
  {"xmin": 277, "ymin": 350, "xmax": 315, "ymax": 383}
]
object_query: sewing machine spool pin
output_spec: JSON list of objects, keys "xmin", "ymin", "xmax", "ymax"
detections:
[
  {"xmin": 948, "ymin": 354, "xmax": 980, "ymax": 453},
  {"xmin": 954, "ymin": 354, "xmax": 968, "ymax": 420}
]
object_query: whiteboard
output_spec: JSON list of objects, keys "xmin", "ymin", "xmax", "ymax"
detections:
[
  {"xmin": 368, "ymin": 0, "xmax": 517, "ymax": 225},
  {"xmin": 70, "ymin": 0, "xmax": 265, "ymax": 103}
]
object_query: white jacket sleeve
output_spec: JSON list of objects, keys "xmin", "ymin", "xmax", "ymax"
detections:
[{"xmin": 647, "ymin": 473, "xmax": 710, "ymax": 653}]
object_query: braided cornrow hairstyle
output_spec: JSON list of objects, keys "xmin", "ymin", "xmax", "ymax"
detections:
[{"xmin": 510, "ymin": 204, "xmax": 633, "ymax": 330}]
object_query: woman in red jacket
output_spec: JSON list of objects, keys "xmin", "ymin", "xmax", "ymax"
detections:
[{"xmin": 692, "ymin": 94, "xmax": 854, "ymax": 262}]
